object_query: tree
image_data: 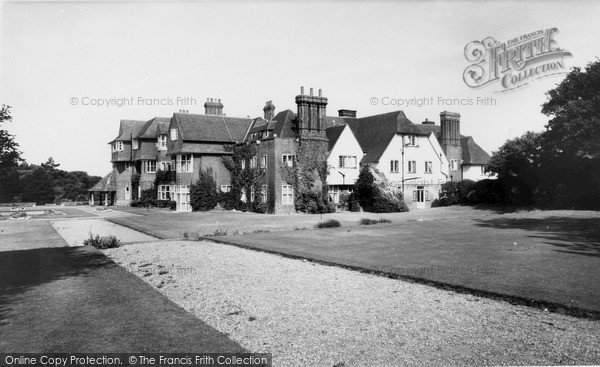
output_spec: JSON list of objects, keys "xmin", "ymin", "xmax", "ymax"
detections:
[
  {"xmin": 190, "ymin": 170, "xmax": 218, "ymax": 211},
  {"xmin": 21, "ymin": 167, "xmax": 55, "ymax": 204},
  {"xmin": 542, "ymin": 59, "xmax": 600, "ymax": 159},
  {"xmin": 538, "ymin": 59, "xmax": 600, "ymax": 207},
  {"xmin": 0, "ymin": 105, "xmax": 22, "ymax": 203},
  {"xmin": 486, "ymin": 131, "xmax": 543, "ymax": 205}
]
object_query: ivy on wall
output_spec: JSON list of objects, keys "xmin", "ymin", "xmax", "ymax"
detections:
[
  {"xmin": 222, "ymin": 144, "xmax": 267, "ymax": 213},
  {"xmin": 280, "ymin": 138, "xmax": 334, "ymax": 214}
]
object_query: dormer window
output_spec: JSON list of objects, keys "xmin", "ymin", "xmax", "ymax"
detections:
[
  {"xmin": 132, "ymin": 140, "xmax": 139, "ymax": 150},
  {"xmin": 113, "ymin": 141, "xmax": 123, "ymax": 152},
  {"xmin": 405, "ymin": 135, "xmax": 418, "ymax": 146},
  {"xmin": 170, "ymin": 128, "xmax": 178, "ymax": 140},
  {"xmin": 158, "ymin": 135, "xmax": 167, "ymax": 150}
]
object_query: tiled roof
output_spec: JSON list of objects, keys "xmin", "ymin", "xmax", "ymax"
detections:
[
  {"xmin": 461, "ymin": 136, "xmax": 491, "ymax": 165},
  {"xmin": 416, "ymin": 124, "xmax": 442, "ymax": 139},
  {"xmin": 88, "ymin": 172, "xmax": 116, "ymax": 192},
  {"xmin": 173, "ymin": 113, "xmax": 252, "ymax": 143},
  {"xmin": 345, "ymin": 111, "xmax": 427, "ymax": 164},
  {"xmin": 169, "ymin": 142, "xmax": 232, "ymax": 155},
  {"xmin": 325, "ymin": 125, "xmax": 346, "ymax": 151},
  {"xmin": 110, "ymin": 120, "xmax": 146, "ymax": 142},
  {"xmin": 135, "ymin": 117, "xmax": 171, "ymax": 139}
]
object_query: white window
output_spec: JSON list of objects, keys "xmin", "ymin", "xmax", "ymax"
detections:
[
  {"xmin": 170, "ymin": 128, "xmax": 178, "ymax": 140},
  {"xmin": 159, "ymin": 161, "xmax": 171, "ymax": 171},
  {"xmin": 260, "ymin": 155, "xmax": 267, "ymax": 168},
  {"xmin": 282, "ymin": 185, "xmax": 294, "ymax": 205},
  {"xmin": 405, "ymin": 135, "xmax": 418, "ymax": 146},
  {"xmin": 262, "ymin": 131, "xmax": 269, "ymax": 139},
  {"xmin": 390, "ymin": 160, "xmax": 399, "ymax": 173},
  {"xmin": 481, "ymin": 166, "xmax": 486, "ymax": 175},
  {"xmin": 425, "ymin": 161, "xmax": 432, "ymax": 174},
  {"xmin": 282, "ymin": 154, "xmax": 294, "ymax": 167},
  {"xmin": 158, "ymin": 185, "xmax": 171, "ymax": 200},
  {"xmin": 261, "ymin": 185, "xmax": 267, "ymax": 203},
  {"xmin": 408, "ymin": 161, "xmax": 417, "ymax": 173},
  {"xmin": 132, "ymin": 140, "xmax": 139, "ymax": 150},
  {"xmin": 113, "ymin": 141, "xmax": 123, "ymax": 152},
  {"xmin": 241, "ymin": 160, "xmax": 246, "ymax": 170},
  {"xmin": 176, "ymin": 154, "xmax": 192, "ymax": 173},
  {"xmin": 250, "ymin": 186, "xmax": 255, "ymax": 202},
  {"xmin": 241, "ymin": 188, "xmax": 247, "ymax": 203},
  {"xmin": 124, "ymin": 162, "xmax": 131, "ymax": 171},
  {"xmin": 221, "ymin": 185, "xmax": 231, "ymax": 193},
  {"xmin": 329, "ymin": 185, "xmax": 340, "ymax": 203},
  {"xmin": 125, "ymin": 186, "xmax": 131, "ymax": 200},
  {"xmin": 451, "ymin": 159, "xmax": 459, "ymax": 171},
  {"xmin": 158, "ymin": 135, "xmax": 167, "ymax": 150},
  {"xmin": 143, "ymin": 160, "xmax": 156, "ymax": 173},
  {"xmin": 174, "ymin": 185, "xmax": 190, "ymax": 211},
  {"xmin": 250, "ymin": 156, "xmax": 257, "ymax": 168},
  {"xmin": 339, "ymin": 156, "xmax": 357, "ymax": 168}
]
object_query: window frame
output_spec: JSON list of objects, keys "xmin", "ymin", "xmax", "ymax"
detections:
[
  {"xmin": 282, "ymin": 185, "xmax": 294, "ymax": 205},
  {"xmin": 451, "ymin": 159, "xmax": 459, "ymax": 171},
  {"xmin": 176, "ymin": 154, "xmax": 193, "ymax": 173},
  {"xmin": 425, "ymin": 161, "xmax": 433, "ymax": 174},
  {"xmin": 407, "ymin": 160, "xmax": 417, "ymax": 174},
  {"xmin": 390, "ymin": 160, "xmax": 399, "ymax": 173},
  {"xmin": 339, "ymin": 155, "xmax": 357, "ymax": 169},
  {"xmin": 158, "ymin": 135, "xmax": 168, "ymax": 150},
  {"xmin": 170, "ymin": 128, "xmax": 178, "ymax": 141},
  {"xmin": 282, "ymin": 154, "xmax": 294, "ymax": 167}
]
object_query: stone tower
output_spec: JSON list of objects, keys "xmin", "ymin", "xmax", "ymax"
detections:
[{"xmin": 440, "ymin": 111, "xmax": 462, "ymax": 181}]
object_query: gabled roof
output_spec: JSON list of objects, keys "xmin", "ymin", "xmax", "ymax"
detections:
[
  {"xmin": 88, "ymin": 172, "xmax": 116, "ymax": 192},
  {"xmin": 135, "ymin": 117, "xmax": 171, "ymax": 139},
  {"xmin": 110, "ymin": 120, "xmax": 146, "ymax": 143},
  {"xmin": 173, "ymin": 113, "xmax": 253, "ymax": 143},
  {"xmin": 325, "ymin": 125, "xmax": 346, "ymax": 151},
  {"xmin": 345, "ymin": 111, "xmax": 427, "ymax": 164},
  {"xmin": 461, "ymin": 136, "xmax": 491, "ymax": 165}
]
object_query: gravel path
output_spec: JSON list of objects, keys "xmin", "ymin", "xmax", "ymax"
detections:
[
  {"xmin": 52, "ymin": 218, "xmax": 159, "ymax": 246},
  {"xmin": 104, "ymin": 241, "xmax": 600, "ymax": 367}
]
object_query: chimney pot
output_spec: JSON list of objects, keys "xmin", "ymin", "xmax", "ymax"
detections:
[
  {"xmin": 318, "ymin": 89, "xmax": 322, "ymax": 97},
  {"xmin": 310, "ymin": 88, "xmax": 313, "ymax": 96},
  {"xmin": 300, "ymin": 86, "xmax": 304, "ymax": 95}
]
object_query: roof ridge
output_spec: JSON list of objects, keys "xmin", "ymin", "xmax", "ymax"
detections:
[{"xmin": 221, "ymin": 116, "xmax": 233, "ymax": 141}]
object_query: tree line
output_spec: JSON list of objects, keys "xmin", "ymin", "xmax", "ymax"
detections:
[{"xmin": 0, "ymin": 106, "xmax": 101, "ymax": 205}]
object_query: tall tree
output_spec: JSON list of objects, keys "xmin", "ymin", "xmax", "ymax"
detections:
[
  {"xmin": 0, "ymin": 105, "xmax": 22, "ymax": 202},
  {"xmin": 541, "ymin": 59, "xmax": 600, "ymax": 158}
]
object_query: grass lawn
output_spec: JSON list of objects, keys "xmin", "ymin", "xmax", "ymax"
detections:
[
  {"xmin": 211, "ymin": 212, "xmax": 600, "ymax": 317},
  {"xmin": 0, "ymin": 245, "xmax": 246, "ymax": 352},
  {"xmin": 0, "ymin": 220, "xmax": 68, "ymax": 251},
  {"xmin": 107, "ymin": 205, "xmax": 511, "ymax": 239}
]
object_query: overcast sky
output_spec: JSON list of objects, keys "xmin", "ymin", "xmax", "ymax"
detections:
[{"xmin": 1, "ymin": 0, "xmax": 598, "ymax": 177}]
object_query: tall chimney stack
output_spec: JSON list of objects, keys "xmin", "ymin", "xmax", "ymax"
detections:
[
  {"xmin": 204, "ymin": 97, "xmax": 224, "ymax": 115},
  {"xmin": 263, "ymin": 100, "xmax": 275, "ymax": 121}
]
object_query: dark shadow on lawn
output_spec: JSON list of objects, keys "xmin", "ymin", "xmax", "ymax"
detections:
[
  {"xmin": 0, "ymin": 246, "xmax": 114, "ymax": 324},
  {"xmin": 474, "ymin": 216, "xmax": 600, "ymax": 257}
]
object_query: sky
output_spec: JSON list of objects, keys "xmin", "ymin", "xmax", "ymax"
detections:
[{"xmin": 1, "ymin": 0, "xmax": 599, "ymax": 177}]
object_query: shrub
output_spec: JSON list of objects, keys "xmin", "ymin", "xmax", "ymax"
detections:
[
  {"xmin": 359, "ymin": 218, "xmax": 392, "ymax": 225},
  {"xmin": 156, "ymin": 200, "xmax": 176, "ymax": 210},
  {"xmin": 439, "ymin": 181, "xmax": 459, "ymax": 206},
  {"xmin": 190, "ymin": 170, "xmax": 218, "ymax": 211},
  {"xmin": 315, "ymin": 219, "xmax": 341, "ymax": 229},
  {"xmin": 474, "ymin": 179, "xmax": 508, "ymax": 204},
  {"xmin": 354, "ymin": 166, "xmax": 408, "ymax": 213},
  {"xmin": 83, "ymin": 233, "xmax": 121, "ymax": 249},
  {"xmin": 295, "ymin": 191, "xmax": 335, "ymax": 214},
  {"xmin": 339, "ymin": 192, "xmax": 361, "ymax": 212},
  {"xmin": 457, "ymin": 179, "xmax": 476, "ymax": 204},
  {"xmin": 218, "ymin": 191, "xmax": 237, "ymax": 210}
]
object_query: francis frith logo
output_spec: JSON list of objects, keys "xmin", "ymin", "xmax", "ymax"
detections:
[{"xmin": 463, "ymin": 28, "xmax": 572, "ymax": 92}]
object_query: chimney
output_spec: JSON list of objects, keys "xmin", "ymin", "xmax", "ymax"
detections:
[
  {"xmin": 204, "ymin": 97, "xmax": 224, "ymax": 115},
  {"xmin": 295, "ymin": 86, "xmax": 327, "ymax": 134},
  {"xmin": 263, "ymin": 100, "xmax": 276, "ymax": 121},
  {"xmin": 422, "ymin": 118, "xmax": 435, "ymax": 125},
  {"xmin": 338, "ymin": 109, "xmax": 357, "ymax": 118},
  {"xmin": 440, "ymin": 111, "xmax": 460, "ymax": 146}
]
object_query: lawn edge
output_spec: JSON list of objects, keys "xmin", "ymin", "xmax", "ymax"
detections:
[{"xmin": 202, "ymin": 236, "xmax": 600, "ymax": 321}]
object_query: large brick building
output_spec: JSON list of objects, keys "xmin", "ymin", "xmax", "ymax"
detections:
[{"xmin": 90, "ymin": 88, "xmax": 493, "ymax": 211}]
